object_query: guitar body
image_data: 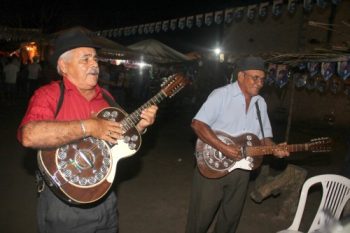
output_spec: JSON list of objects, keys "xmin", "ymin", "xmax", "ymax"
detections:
[
  {"xmin": 37, "ymin": 73, "xmax": 189, "ymax": 204},
  {"xmin": 38, "ymin": 107, "xmax": 141, "ymax": 204},
  {"xmin": 195, "ymin": 131, "xmax": 332, "ymax": 179},
  {"xmin": 195, "ymin": 131, "xmax": 263, "ymax": 179}
]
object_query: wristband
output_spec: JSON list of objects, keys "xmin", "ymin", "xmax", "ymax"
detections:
[
  {"xmin": 141, "ymin": 128, "xmax": 147, "ymax": 135},
  {"xmin": 80, "ymin": 120, "xmax": 87, "ymax": 138}
]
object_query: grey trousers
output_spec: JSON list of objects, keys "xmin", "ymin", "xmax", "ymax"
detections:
[
  {"xmin": 186, "ymin": 167, "xmax": 250, "ymax": 233},
  {"xmin": 37, "ymin": 186, "xmax": 118, "ymax": 233}
]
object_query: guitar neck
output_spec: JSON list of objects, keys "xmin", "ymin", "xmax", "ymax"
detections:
[
  {"xmin": 246, "ymin": 143, "xmax": 310, "ymax": 157},
  {"xmin": 121, "ymin": 91, "xmax": 166, "ymax": 131}
]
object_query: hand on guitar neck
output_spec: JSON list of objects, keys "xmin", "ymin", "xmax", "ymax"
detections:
[
  {"xmin": 260, "ymin": 138, "xmax": 290, "ymax": 158},
  {"xmin": 221, "ymin": 140, "xmax": 290, "ymax": 160},
  {"xmin": 84, "ymin": 105, "xmax": 158, "ymax": 145}
]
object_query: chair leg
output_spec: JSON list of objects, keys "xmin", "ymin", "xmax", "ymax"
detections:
[{"xmin": 343, "ymin": 200, "xmax": 350, "ymax": 218}]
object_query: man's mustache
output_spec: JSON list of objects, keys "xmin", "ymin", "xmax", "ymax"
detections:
[{"xmin": 88, "ymin": 68, "xmax": 99, "ymax": 76}]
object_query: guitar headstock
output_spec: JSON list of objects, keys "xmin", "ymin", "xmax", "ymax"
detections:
[
  {"xmin": 309, "ymin": 137, "xmax": 332, "ymax": 153},
  {"xmin": 161, "ymin": 73, "xmax": 189, "ymax": 98}
]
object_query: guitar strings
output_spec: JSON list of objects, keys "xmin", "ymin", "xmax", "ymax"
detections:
[{"xmin": 121, "ymin": 92, "xmax": 166, "ymax": 131}]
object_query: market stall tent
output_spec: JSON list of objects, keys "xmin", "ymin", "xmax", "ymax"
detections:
[{"xmin": 127, "ymin": 39, "xmax": 191, "ymax": 64}]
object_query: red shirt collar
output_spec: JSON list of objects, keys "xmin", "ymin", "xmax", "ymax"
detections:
[{"xmin": 62, "ymin": 76, "xmax": 103, "ymax": 100}]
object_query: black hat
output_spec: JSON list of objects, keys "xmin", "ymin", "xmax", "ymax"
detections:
[
  {"xmin": 49, "ymin": 27, "xmax": 101, "ymax": 66},
  {"xmin": 236, "ymin": 56, "xmax": 265, "ymax": 72}
]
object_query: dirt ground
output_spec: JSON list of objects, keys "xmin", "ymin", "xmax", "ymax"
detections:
[{"xmin": 0, "ymin": 97, "xmax": 349, "ymax": 233}]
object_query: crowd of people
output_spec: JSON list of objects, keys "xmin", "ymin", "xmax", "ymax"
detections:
[
  {"xmin": 0, "ymin": 53, "xmax": 202, "ymax": 111},
  {"xmin": 0, "ymin": 55, "xmax": 60, "ymax": 105}
]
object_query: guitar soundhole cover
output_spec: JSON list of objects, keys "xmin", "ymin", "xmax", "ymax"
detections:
[
  {"xmin": 203, "ymin": 135, "xmax": 235, "ymax": 171},
  {"xmin": 56, "ymin": 137, "xmax": 112, "ymax": 187}
]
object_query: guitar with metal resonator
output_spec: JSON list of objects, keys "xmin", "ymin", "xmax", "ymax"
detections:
[
  {"xmin": 38, "ymin": 73, "xmax": 188, "ymax": 204},
  {"xmin": 195, "ymin": 131, "xmax": 332, "ymax": 178}
]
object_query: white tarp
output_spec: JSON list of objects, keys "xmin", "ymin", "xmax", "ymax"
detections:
[{"xmin": 127, "ymin": 39, "xmax": 190, "ymax": 63}]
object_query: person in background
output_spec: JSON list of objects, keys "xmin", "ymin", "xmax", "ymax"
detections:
[
  {"xmin": 17, "ymin": 27, "xmax": 158, "ymax": 233},
  {"xmin": 186, "ymin": 56, "xmax": 289, "ymax": 233},
  {"xmin": 113, "ymin": 70, "xmax": 127, "ymax": 108},
  {"xmin": 3, "ymin": 56, "xmax": 20, "ymax": 104},
  {"xmin": 17, "ymin": 61, "xmax": 29, "ymax": 99},
  {"xmin": 26, "ymin": 56, "xmax": 42, "ymax": 95},
  {"xmin": 98, "ymin": 63, "xmax": 113, "ymax": 92}
]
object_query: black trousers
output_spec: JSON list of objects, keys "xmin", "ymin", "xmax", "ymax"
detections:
[
  {"xmin": 37, "ymin": 186, "xmax": 118, "ymax": 233},
  {"xmin": 186, "ymin": 167, "xmax": 250, "ymax": 233}
]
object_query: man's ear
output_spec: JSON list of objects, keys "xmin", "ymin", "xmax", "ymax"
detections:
[
  {"xmin": 237, "ymin": 71, "xmax": 244, "ymax": 81},
  {"xmin": 58, "ymin": 59, "xmax": 67, "ymax": 74}
]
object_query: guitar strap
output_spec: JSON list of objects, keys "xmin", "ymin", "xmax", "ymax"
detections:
[
  {"xmin": 54, "ymin": 80, "xmax": 121, "ymax": 118},
  {"xmin": 255, "ymin": 100, "xmax": 265, "ymax": 144},
  {"xmin": 54, "ymin": 80, "xmax": 65, "ymax": 117}
]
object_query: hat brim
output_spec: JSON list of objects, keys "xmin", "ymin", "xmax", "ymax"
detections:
[{"xmin": 49, "ymin": 42, "xmax": 101, "ymax": 67}]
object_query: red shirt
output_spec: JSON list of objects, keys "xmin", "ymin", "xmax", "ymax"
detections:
[{"xmin": 17, "ymin": 77, "xmax": 113, "ymax": 141}]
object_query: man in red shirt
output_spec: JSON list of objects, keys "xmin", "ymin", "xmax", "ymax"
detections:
[{"xmin": 17, "ymin": 27, "xmax": 158, "ymax": 233}]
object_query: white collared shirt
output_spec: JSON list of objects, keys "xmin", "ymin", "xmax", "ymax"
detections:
[{"xmin": 194, "ymin": 82, "xmax": 273, "ymax": 139}]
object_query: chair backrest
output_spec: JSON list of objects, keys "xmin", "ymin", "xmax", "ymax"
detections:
[{"xmin": 287, "ymin": 174, "xmax": 350, "ymax": 232}]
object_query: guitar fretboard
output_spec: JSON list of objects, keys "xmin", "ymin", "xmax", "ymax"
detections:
[
  {"xmin": 121, "ymin": 91, "xmax": 167, "ymax": 131},
  {"xmin": 246, "ymin": 143, "xmax": 309, "ymax": 157}
]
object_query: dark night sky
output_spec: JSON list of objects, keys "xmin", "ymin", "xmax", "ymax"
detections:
[{"xmin": 0, "ymin": 0, "xmax": 262, "ymax": 52}]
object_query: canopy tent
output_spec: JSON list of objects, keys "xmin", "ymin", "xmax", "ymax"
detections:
[{"xmin": 127, "ymin": 39, "xmax": 191, "ymax": 64}]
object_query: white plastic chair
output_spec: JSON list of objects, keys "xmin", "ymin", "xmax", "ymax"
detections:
[{"xmin": 277, "ymin": 174, "xmax": 350, "ymax": 233}]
